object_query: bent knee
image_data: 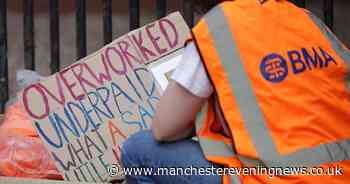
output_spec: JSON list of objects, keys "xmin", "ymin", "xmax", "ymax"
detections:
[{"xmin": 120, "ymin": 130, "xmax": 156, "ymax": 166}]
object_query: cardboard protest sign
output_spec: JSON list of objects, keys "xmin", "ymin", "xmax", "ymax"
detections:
[
  {"xmin": 0, "ymin": 177, "xmax": 108, "ymax": 184},
  {"xmin": 20, "ymin": 12, "xmax": 190, "ymax": 183}
]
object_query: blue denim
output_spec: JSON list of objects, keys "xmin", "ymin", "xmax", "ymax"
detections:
[{"xmin": 120, "ymin": 130, "xmax": 222, "ymax": 184}]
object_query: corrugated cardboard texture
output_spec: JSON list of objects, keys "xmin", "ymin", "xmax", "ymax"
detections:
[
  {"xmin": 19, "ymin": 12, "xmax": 189, "ymax": 182},
  {"xmin": 0, "ymin": 177, "xmax": 108, "ymax": 184}
]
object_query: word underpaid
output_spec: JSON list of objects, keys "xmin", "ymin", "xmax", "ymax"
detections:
[{"xmin": 20, "ymin": 12, "xmax": 190, "ymax": 182}]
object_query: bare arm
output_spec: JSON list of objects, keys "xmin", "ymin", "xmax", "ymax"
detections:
[{"xmin": 151, "ymin": 80, "xmax": 207, "ymax": 142}]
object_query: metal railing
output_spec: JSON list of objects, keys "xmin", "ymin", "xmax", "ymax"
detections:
[{"xmin": 0, "ymin": 0, "xmax": 338, "ymax": 112}]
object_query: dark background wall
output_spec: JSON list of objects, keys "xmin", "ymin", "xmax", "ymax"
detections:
[
  {"xmin": 307, "ymin": 0, "xmax": 350, "ymax": 47},
  {"xmin": 5, "ymin": 0, "xmax": 350, "ymax": 95}
]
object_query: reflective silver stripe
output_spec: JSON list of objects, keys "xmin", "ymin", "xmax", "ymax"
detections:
[
  {"xmin": 307, "ymin": 12, "xmax": 350, "ymax": 68},
  {"xmin": 199, "ymin": 137, "xmax": 235, "ymax": 158},
  {"xmin": 200, "ymin": 137, "xmax": 267, "ymax": 167},
  {"xmin": 204, "ymin": 5, "xmax": 279, "ymax": 163},
  {"xmin": 203, "ymin": 5, "xmax": 350, "ymax": 168},
  {"xmin": 195, "ymin": 103, "xmax": 242, "ymax": 184},
  {"xmin": 195, "ymin": 103, "xmax": 207, "ymax": 134},
  {"xmin": 307, "ymin": 12, "xmax": 350, "ymax": 88},
  {"xmin": 195, "ymin": 103, "xmax": 235, "ymax": 157},
  {"xmin": 230, "ymin": 175, "xmax": 242, "ymax": 184}
]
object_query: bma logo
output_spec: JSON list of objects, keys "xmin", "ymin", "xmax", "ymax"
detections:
[
  {"xmin": 260, "ymin": 54, "xmax": 288, "ymax": 83},
  {"xmin": 260, "ymin": 47, "xmax": 337, "ymax": 83}
]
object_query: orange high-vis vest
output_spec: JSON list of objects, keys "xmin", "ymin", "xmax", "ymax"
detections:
[{"xmin": 192, "ymin": 0, "xmax": 350, "ymax": 183}]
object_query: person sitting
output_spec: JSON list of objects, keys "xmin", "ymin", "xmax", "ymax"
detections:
[{"xmin": 121, "ymin": 0, "xmax": 350, "ymax": 183}]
